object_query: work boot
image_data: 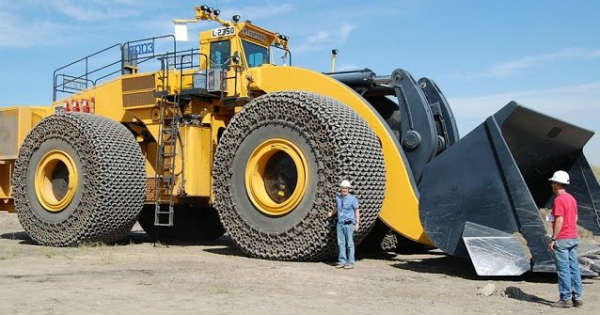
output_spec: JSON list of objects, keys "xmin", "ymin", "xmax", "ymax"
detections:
[
  {"xmin": 335, "ymin": 263, "xmax": 344, "ymax": 269},
  {"xmin": 572, "ymin": 299, "xmax": 583, "ymax": 307},
  {"xmin": 344, "ymin": 264, "xmax": 354, "ymax": 269},
  {"xmin": 551, "ymin": 300, "xmax": 572, "ymax": 308}
]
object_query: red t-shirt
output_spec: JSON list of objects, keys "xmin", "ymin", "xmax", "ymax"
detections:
[{"xmin": 552, "ymin": 192, "xmax": 578, "ymax": 239}]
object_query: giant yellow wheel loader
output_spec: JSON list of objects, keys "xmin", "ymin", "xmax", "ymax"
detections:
[{"xmin": 1, "ymin": 5, "xmax": 599, "ymax": 276}]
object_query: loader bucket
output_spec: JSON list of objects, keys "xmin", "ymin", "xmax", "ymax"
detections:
[{"xmin": 419, "ymin": 102, "xmax": 600, "ymax": 276}]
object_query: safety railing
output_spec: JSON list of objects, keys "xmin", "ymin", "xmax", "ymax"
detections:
[
  {"xmin": 52, "ymin": 35, "xmax": 176, "ymax": 101},
  {"xmin": 174, "ymin": 48, "xmax": 207, "ymax": 91}
]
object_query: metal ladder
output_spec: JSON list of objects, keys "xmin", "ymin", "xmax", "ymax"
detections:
[{"xmin": 153, "ymin": 94, "xmax": 181, "ymax": 227}]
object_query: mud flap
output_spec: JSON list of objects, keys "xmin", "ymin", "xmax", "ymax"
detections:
[{"xmin": 420, "ymin": 102, "xmax": 600, "ymax": 276}]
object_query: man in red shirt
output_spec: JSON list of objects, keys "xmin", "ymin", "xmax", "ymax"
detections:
[{"xmin": 548, "ymin": 170, "xmax": 583, "ymax": 308}]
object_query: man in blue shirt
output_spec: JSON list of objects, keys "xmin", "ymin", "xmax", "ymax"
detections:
[{"xmin": 328, "ymin": 180, "xmax": 360, "ymax": 269}]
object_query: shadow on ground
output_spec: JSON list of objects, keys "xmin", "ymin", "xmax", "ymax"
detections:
[
  {"xmin": 203, "ymin": 246, "xmax": 246, "ymax": 257},
  {"xmin": 0, "ymin": 229, "xmax": 592, "ymax": 286},
  {"xmin": 0, "ymin": 231, "xmax": 37, "ymax": 245},
  {"xmin": 0, "ymin": 230, "xmax": 233, "ymax": 248},
  {"xmin": 391, "ymin": 255, "xmax": 557, "ymax": 283},
  {"xmin": 503, "ymin": 286, "xmax": 554, "ymax": 305},
  {"xmin": 357, "ymin": 246, "xmax": 443, "ymax": 261}
]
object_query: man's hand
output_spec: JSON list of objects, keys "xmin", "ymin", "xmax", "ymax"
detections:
[
  {"xmin": 354, "ymin": 223, "xmax": 359, "ymax": 231},
  {"xmin": 548, "ymin": 240, "xmax": 555, "ymax": 252},
  {"xmin": 327, "ymin": 211, "xmax": 335, "ymax": 219},
  {"xmin": 549, "ymin": 215, "xmax": 563, "ymax": 253}
]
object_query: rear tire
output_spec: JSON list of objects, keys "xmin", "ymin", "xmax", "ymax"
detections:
[
  {"xmin": 12, "ymin": 113, "xmax": 146, "ymax": 246},
  {"xmin": 213, "ymin": 91, "xmax": 386, "ymax": 260},
  {"xmin": 138, "ymin": 205, "xmax": 225, "ymax": 242}
]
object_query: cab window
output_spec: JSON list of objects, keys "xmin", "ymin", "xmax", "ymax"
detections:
[
  {"xmin": 210, "ymin": 40, "xmax": 231, "ymax": 69},
  {"xmin": 242, "ymin": 40, "xmax": 269, "ymax": 67}
]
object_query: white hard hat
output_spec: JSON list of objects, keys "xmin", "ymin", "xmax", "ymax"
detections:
[
  {"xmin": 339, "ymin": 180, "xmax": 352, "ymax": 188},
  {"xmin": 548, "ymin": 170, "xmax": 570, "ymax": 185}
]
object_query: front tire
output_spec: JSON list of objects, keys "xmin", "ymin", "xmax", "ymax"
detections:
[{"xmin": 213, "ymin": 91, "xmax": 386, "ymax": 260}]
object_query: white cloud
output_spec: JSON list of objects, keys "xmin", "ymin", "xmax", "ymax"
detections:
[
  {"xmin": 487, "ymin": 48, "xmax": 600, "ymax": 77},
  {"xmin": 0, "ymin": 12, "xmax": 65, "ymax": 48},
  {"xmin": 47, "ymin": 0, "xmax": 141, "ymax": 21},
  {"xmin": 294, "ymin": 22, "xmax": 356, "ymax": 53},
  {"xmin": 448, "ymin": 82, "xmax": 600, "ymax": 165},
  {"xmin": 337, "ymin": 64, "xmax": 361, "ymax": 71},
  {"xmin": 339, "ymin": 23, "xmax": 355, "ymax": 42},
  {"xmin": 307, "ymin": 31, "xmax": 330, "ymax": 44},
  {"xmin": 218, "ymin": 3, "xmax": 294, "ymax": 22},
  {"xmin": 449, "ymin": 81, "xmax": 600, "ymax": 119},
  {"xmin": 0, "ymin": 0, "xmax": 149, "ymax": 47}
]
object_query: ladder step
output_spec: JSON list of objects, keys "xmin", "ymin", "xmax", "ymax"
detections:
[
  {"xmin": 159, "ymin": 139, "xmax": 175, "ymax": 146},
  {"xmin": 154, "ymin": 204, "xmax": 174, "ymax": 212},
  {"xmin": 154, "ymin": 206, "xmax": 174, "ymax": 227},
  {"xmin": 152, "ymin": 98, "xmax": 180, "ymax": 229},
  {"xmin": 157, "ymin": 175, "xmax": 174, "ymax": 183}
]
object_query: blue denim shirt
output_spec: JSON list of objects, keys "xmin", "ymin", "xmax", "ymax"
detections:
[{"xmin": 336, "ymin": 194, "xmax": 359, "ymax": 224}]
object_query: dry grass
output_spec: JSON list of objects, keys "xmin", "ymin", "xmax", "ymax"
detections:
[
  {"xmin": 593, "ymin": 165, "xmax": 600, "ymax": 181},
  {"xmin": 77, "ymin": 242, "xmax": 126, "ymax": 265}
]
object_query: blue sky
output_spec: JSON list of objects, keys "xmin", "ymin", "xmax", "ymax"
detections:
[{"xmin": 1, "ymin": 0, "xmax": 599, "ymax": 165}]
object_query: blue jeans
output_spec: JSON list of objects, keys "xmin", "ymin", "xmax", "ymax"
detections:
[
  {"xmin": 554, "ymin": 238, "xmax": 583, "ymax": 301},
  {"xmin": 337, "ymin": 223, "xmax": 355, "ymax": 265}
]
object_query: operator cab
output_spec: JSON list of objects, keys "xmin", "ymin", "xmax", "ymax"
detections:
[
  {"xmin": 209, "ymin": 38, "xmax": 269, "ymax": 69},
  {"xmin": 182, "ymin": 6, "xmax": 290, "ymax": 95},
  {"xmin": 200, "ymin": 23, "xmax": 288, "ymax": 70},
  {"xmin": 188, "ymin": 3, "xmax": 289, "ymax": 72},
  {"xmin": 241, "ymin": 40, "xmax": 268, "ymax": 68}
]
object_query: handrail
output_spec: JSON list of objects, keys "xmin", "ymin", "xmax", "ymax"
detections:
[
  {"xmin": 51, "ymin": 34, "xmax": 250, "ymax": 102},
  {"xmin": 52, "ymin": 35, "xmax": 176, "ymax": 101}
]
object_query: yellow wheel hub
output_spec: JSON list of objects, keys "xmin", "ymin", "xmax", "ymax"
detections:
[
  {"xmin": 245, "ymin": 138, "xmax": 309, "ymax": 216},
  {"xmin": 34, "ymin": 150, "xmax": 78, "ymax": 212}
]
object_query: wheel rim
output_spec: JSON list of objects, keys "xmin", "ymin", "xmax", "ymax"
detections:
[
  {"xmin": 245, "ymin": 138, "xmax": 308, "ymax": 216},
  {"xmin": 34, "ymin": 150, "xmax": 78, "ymax": 212}
]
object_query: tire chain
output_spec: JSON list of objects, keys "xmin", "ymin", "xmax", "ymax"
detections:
[
  {"xmin": 12, "ymin": 113, "xmax": 146, "ymax": 246},
  {"xmin": 359, "ymin": 220, "xmax": 401, "ymax": 252},
  {"xmin": 213, "ymin": 91, "xmax": 386, "ymax": 260}
]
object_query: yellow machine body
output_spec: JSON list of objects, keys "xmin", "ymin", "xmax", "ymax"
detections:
[
  {"xmin": 4, "ymin": 5, "xmax": 600, "ymax": 276},
  {"xmin": 0, "ymin": 8, "xmax": 428, "ymax": 245},
  {"xmin": 247, "ymin": 65, "xmax": 428, "ymax": 243},
  {"xmin": 0, "ymin": 106, "xmax": 51, "ymax": 212}
]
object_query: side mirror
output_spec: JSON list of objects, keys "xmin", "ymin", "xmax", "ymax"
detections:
[{"xmin": 232, "ymin": 51, "xmax": 240, "ymax": 64}]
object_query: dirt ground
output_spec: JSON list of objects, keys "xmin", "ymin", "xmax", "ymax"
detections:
[{"xmin": 0, "ymin": 212, "xmax": 597, "ymax": 315}]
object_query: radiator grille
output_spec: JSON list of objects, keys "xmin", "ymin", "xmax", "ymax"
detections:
[
  {"xmin": 122, "ymin": 74, "xmax": 155, "ymax": 92},
  {"xmin": 123, "ymin": 91, "xmax": 155, "ymax": 107}
]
